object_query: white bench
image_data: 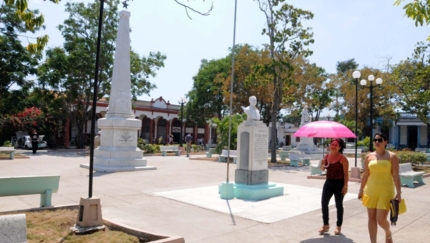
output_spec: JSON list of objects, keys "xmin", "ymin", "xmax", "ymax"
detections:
[
  {"xmin": 0, "ymin": 175, "xmax": 60, "ymax": 207},
  {"xmin": 218, "ymin": 150, "xmax": 237, "ymax": 164},
  {"xmin": 0, "ymin": 147, "xmax": 15, "ymax": 160},
  {"xmin": 0, "ymin": 214, "xmax": 27, "ymax": 243},
  {"xmin": 159, "ymin": 146, "xmax": 180, "ymax": 156},
  {"xmin": 399, "ymin": 163, "xmax": 425, "ymax": 188}
]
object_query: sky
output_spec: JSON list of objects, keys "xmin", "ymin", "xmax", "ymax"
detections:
[{"xmin": 27, "ymin": 0, "xmax": 429, "ymax": 111}]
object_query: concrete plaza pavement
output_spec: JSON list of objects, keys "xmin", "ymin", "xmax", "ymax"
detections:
[{"xmin": 1, "ymin": 150, "xmax": 429, "ymax": 242}]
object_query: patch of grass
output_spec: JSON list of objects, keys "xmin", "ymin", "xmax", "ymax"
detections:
[
  {"xmin": 0, "ymin": 152, "xmax": 27, "ymax": 159},
  {"xmin": 0, "ymin": 209, "xmax": 146, "ymax": 243}
]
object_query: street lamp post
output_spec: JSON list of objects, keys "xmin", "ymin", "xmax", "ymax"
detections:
[
  {"xmin": 178, "ymin": 97, "xmax": 187, "ymax": 147},
  {"xmin": 360, "ymin": 75, "xmax": 383, "ymax": 152},
  {"xmin": 352, "ymin": 71, "xmax": 361, "ymax": 168}
]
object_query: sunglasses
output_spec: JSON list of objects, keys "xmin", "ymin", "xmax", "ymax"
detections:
[{"xmin": 373, "ymin": 138, "xmax": 385, "ymax": 143}]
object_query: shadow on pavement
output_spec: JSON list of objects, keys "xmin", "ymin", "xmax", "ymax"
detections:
[{"xmin": 300, "ymin": 235, "xmax": 355, "ymax": 243}]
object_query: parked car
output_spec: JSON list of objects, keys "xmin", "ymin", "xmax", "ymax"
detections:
[{"xmin": 16, "ymin": 135, "xmax": 47, "ymax": 149}]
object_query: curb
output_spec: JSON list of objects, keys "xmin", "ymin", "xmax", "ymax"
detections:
[{"xmin": 0, "ymin": 204, "xmax": 185, "ymax": 242}]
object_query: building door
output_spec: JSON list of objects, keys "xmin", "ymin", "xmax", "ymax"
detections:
[
  {"xmin": 407, "ymin": 126, "xmax": 418, "ymax": 151},
  {"xmin": 157, "ymin": 118, "xmax": 166, "ymax": 144}
]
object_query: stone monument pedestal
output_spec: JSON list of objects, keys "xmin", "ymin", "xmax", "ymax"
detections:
[
  {"xmin": 80, "ymin": 10, "xmax": 156, "ymax": 173},
  {"xmin": 219, "ymin": 119, "xmax": 283, "ymax": 200}
]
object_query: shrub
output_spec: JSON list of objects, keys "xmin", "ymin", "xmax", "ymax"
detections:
[
  {"xmin": 397, "ymin": 151, "xmax": 426, "ymax": 165},
  {"xmin": 360, "ymin": 151, "xmax": 427, "ymax": 166},
  {"xmin": 142, "ymin": 144, "xmax": 155, "ymax": 154},
  {"xmin": 191, "ymin": 144, "xmax": 203, "ymax": 152},
  {"xmin": 137, "ymin": 138, "xmax": 146, "ymax": 150},
  {"xmin": 2, "ymin": 140, "xmax": 13, "ymax": 147}
]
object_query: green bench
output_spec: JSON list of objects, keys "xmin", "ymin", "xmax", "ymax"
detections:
[
  {"xmin": 279, "ymin": 151, "xmax": 289, "ymax": 161},
  {"xmin": 0, "ymin": 147, "xmax": 15, "ymax": 160},
  {"xmin": 206, "ymin": 148, "xmax": 216, "ymax": 158},
  {"xmin": 399, "ymin": 163, "xmax": 425, "ymax": 188},
  {"xmin": 0, "ymin": 175, "xmax": 60, "ymax": 207}
]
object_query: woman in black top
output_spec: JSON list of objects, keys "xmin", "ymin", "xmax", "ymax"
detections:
[
  {"xmin": 319, "ymin": 138, "xmax": 349, "ymax": 235},
  {"xmin": 30, "ymin": 129, "xmax": 39, "ymax": 154}
]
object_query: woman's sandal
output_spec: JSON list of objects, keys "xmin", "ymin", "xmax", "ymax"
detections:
[
  {"xmin": 318, "ymin": 225, "xmax": 330, "ymax": 234},
  {"xmin": 334, "ymin": 226, "xmax": 341, "ymax": 235},
  {"xmin": 386, "ymin": 235, "xmax": 393, "ymax": 243}
]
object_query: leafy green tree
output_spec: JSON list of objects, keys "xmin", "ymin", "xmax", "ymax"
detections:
[
  {"xmin": 186, "ymin": 57, "xmax": 230, "ymax": 123},
  {"xmin": 0, "ymin": 2, "xmax": 41, "ymax": 115},
  {"xmin": 331, "ymin": 59, "xmax": 359, "ymax": 119},
  {"xmin": 394, "ymin": 0, "xmax": 430, "ymax": 40},
  {"xmin": 211, "ymin": 114, "xmax": 245, "ymax": 153},
  {"xmin": 391, "ymin": 41, "xmax": 430, "ymax": 146},
  {"xmin": 254, "ymin": 0, "xmax": 314, "ymax": 162},
  {"xmin": 291, "ymin": 57, "xmax": 331, "ymax": 121},
  {"xmin": 37, "ymin": 0, "xmax": 165, "ymax": 148},
  {"xmin": 3, "ymin": 0, "xmax": 60, "ymax": 53}
]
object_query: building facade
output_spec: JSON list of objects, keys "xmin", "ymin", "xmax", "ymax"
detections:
[{"xmin": 61, "ymin": 96, "xmax": 213, "ymax": 148}]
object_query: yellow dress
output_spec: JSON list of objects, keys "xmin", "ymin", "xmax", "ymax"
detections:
[{"xmin": 362, "ymin": 159, "xmax": 394, "ymax": 210}]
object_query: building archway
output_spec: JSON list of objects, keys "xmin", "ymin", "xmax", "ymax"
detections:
[
  {"xmin": 171, "ymin": 118, "xmax": 181, "ymax": 144},
  {"xmin": 141, "ymin": 117, "xmax": 151, "ymax": 143},
  {"xmin": 157, "ymin": 117, "xmax": 167, "ymax": 144}
]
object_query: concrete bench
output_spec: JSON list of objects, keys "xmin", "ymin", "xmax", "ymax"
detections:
[
  {"xmin": 399, "ymin": 163, "xmax": 425, "ymax": 188},
  {"xmin": 288, "ymin": 151, "xmax": 304, "ymax": 167},
  {"xmin": 159, "ymin": 146, "xmax": 180, "ymax": 156},
  {"xmin": 206, "ymin": 148, "xmax": 216, "ymax": 158},
  {"xmin": 218, "ymin": 150, "xmax": 237, "ymax": 164},
  {"xmin": 0, "ymin": 175, "xmax": 60, "ymax": 207},
  {"xmin": 279, "ymin": 151, "xmax": 289, "ymax": 161},
  {"xmin": 0, "ymin": 214, "xmax": 27, "ymax": 243},
  {"xmin": 282, "ymin": 146, "xmax": 292, "ymax": 151},
  {"xmin": 311, "ymin": 159, "xmax": 325, "ymax": 175},
  {"xmin": 0, "ymin": 147, "xmax": 15, "ymax": 160},
  {"xmin": 415, "ymin": 148, "xmax": 429, "ymax": 152}
]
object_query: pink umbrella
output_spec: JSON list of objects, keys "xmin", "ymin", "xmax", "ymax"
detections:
[{"xmin": 292, "ymin": 121, "xmax": 356, "ymax": 138}]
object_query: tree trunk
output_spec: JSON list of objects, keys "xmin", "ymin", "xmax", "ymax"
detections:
[
  {"xmin": 77, "ymin": 126, "xmax": 85, "ymax": 149},
  {"xmin": 270, "ymin": 77, "xmax": 280, "ymax": 163}
]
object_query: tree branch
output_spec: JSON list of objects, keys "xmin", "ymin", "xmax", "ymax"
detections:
[{"xmin": 174, "ymin": 0, "xmax": 213, "ymax": 20}]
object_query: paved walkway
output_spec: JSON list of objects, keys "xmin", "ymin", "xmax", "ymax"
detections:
[{"xmin": 1, "ymin": 150, "xmax": 429, "ymax": 242}]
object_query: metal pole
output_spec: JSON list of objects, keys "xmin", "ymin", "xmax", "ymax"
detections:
[
  {"xmin": 226, "ymin": 0, "xmax": 238, "ymax": 184},
  {"xmin": 180, "ymin": 103, "xmax": 184, "ymax": 147},
  {"xmin": 89, "ymin": 0, "xmax": 105, "ymax": 198},
  {"xmin": 355, "ymin": 78, "xmax": 358, "ymax": 167},
  {"xmin": 369, "ymin": 84, "xmax": 373, "ymax": 152}
]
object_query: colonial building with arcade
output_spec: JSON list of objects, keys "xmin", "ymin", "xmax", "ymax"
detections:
[{"xmin": 62, "ymin": 96, "xmax": 214, "ymax": 148}]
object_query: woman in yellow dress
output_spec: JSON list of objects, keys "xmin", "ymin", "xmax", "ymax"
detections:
[{"xmin": 358, "ymin": 132, "xmax": 402, "ymax": 243}]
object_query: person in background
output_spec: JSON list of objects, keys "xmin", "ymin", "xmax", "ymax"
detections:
[
  {"xmin": 358, "ymin": 132, "xmax": 401, "ymax": 243},
  {"xmin": 168, "ymin": 134, "xmax": 173, "ymax": 145},
  {"xmin": 158, "ymin": 136, "xmax": 163, "ymax": 145},
  {"xmin": 30, "ymin": 129, "xmax": 39, "ymax": 154},
  {"xmin": 319, "ymin": 138, "xmax": 349, "ymax": 235},
  {"xmin": 185, "ymin": 133, "xmax": 192, "ymax": 157}
]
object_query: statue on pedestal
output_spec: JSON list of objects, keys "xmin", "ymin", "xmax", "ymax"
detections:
[
  {"xmin": 241, "ymin": 96, "xmax": 260, "ymax": 121},
  {"xmin": 300, "ymin": 105, "xmax": 310, "ymax": 126}
]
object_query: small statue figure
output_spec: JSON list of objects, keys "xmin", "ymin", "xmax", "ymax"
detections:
[
  {"xmin": 241, "ymin": 96, "xmax": 260, "ymax": 121},
  {"xmin": 301, "ymin": 105, "xmax": 310, "ymax": 125}
]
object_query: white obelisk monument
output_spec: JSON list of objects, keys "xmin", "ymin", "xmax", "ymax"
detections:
[{"xmin": 85, "ymin": 10, "xmax": 155, "ymax": 172}]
